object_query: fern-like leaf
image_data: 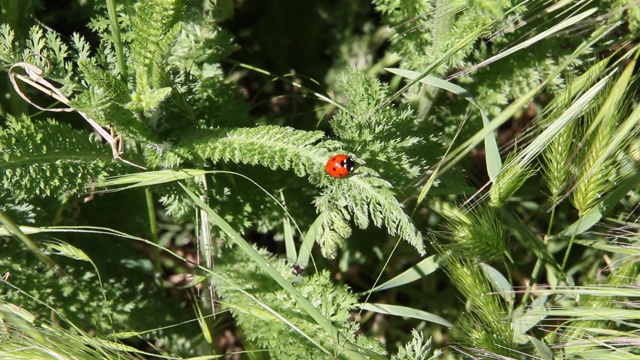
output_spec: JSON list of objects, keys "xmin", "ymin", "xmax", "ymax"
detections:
[
  {"xmin": 129, "ymin": 0, "xmax": 181, "ymax": 88},
  {"xmin": 78, "ymin": 59, "xmax": 130, "ymax": 104},
  {"xmin": 165, "ymin": 124, "xmax": 424, "ymax": 257},
  {"xmin": 73, "ymin": 59, "xmax": 160, "ymax": 142},
  {"xmin": 332, "ymin": 70, "xmax": 424, "ymax": 182},
  {"xmin": 0, "ymin": 24, "xmax": 18, "ymax": 63},
  {"xmin": 315, "ymin": 168, "xmax": 425, "ymax": 258},
  {"xmin": 215, "ymin": 246, "xmax": 386, "ymax": 359},
  {"xmin": 0, "ymin": 115, "xmax": 116, "ymax": 202},
  {"xmin": 392, "ymin": 329, "xmax": 440, "ymax": 360},
  {"xmin": 174, "ymin": 125, "xmax": 327, "ymax": 176}
]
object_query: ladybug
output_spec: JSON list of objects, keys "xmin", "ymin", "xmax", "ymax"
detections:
[{"xmin": 325, "ymin": 154, "xmax": 355, "ymax": 178}]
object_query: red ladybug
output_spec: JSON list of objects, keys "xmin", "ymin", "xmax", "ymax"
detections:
[{"xmin": 325, "ymin": 154, "xmax": 355, "ymax": 178}]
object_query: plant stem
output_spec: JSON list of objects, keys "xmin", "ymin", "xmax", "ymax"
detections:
[
  {"xmin": 106, "ymin": 0, "xmax": 127, "ymax": 79},
  {"xmin": 145, "ymin": 188, "xmax": 161, "ymax": 275},
  {"xmin": 416, "ymin": 0, "xmax": 455, "ymax": 121}
]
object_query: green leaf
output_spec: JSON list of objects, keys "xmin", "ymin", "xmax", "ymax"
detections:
[
  {"xmin": 296, "ymin": 213, "xmax": 323, "ymax": 269},
  {"xmin": 480, "ymin": 262, "xmax": 513, "ymax": 303},
  {"xmin": 528, "ymin": 336, "xmax": 554, "ymax": 360},
  {"xmin": 369, "ymin": 255, "xmax": 440, "ymax": 292},
  {"xmin": 359, "ymin": 303, "xmax": 453, "ymax": 328},
  {"xmin": 95, "ymin": 169, "xmax": 208, "ymax": 191},
  {"xmin": 513, "ymin": 295, "xmax": 548, "ymax": 336},
  {"xmin": 555, "ymin": 208, "xmax": 602, "ymax": 239},
  {"xmin": 179, "ymin": 125, "xmax": 326, "ymax": 179},
  {"xmin": 386, "ymin": 67, "xmax": 501, "ymax": 176},
  {"xmin": 0, "ymin": 115, "xmax": 115, "ymax": 202},
  {"xmin": 316, "ymin": 174, "xmax": 425, "ymax": 258}
]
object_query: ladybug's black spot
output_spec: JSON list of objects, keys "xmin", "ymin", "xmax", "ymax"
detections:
[
  {"xmin": 292, "ymin": 264, "xmax": 306, "ymax": 275},
  {"xmin": 342, "ymin": 158, "xmax": 355, "ymax": 172}
]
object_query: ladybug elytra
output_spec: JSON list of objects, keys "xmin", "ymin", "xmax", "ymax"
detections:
[{"xmin": 325, "ymin": 154, "xmax": 355, "ymax": 178}]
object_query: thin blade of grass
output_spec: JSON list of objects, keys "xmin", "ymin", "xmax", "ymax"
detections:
[
  {"xmin": 0, "ymin": 211, "xmax": 63, "ymax": 277},
  {"xmin": 94, "ymin": 169, "xmax": 208, "ymax": 191},
  {"xmin": 528, "ymin": 335, "xmax": 554, "ymax": 360},
  {"xmin": 232, "ymin": 61, "xmax": 343, "ymax": 111},
  {"xmin": 438, "ymin": 22, "xmax": 619, "ymax": 179},
  {"xmin": 281, "ymin": 192, "xmax": 297, "ymax": 264},
  {"xmin": 179, "ymin": 184, "xmax": 381, "ymax": 360},
  {"xmin": 193, "ymin": 300, "xmax": 213, "ymax": 345},
  {"xmin": 573, "ymin": 240, "xmax": 639, "ymax": 255},
  {"xmin": 296, "ymin": 213, "xmax": 323, "ymax": 270},
  {"xmin": 513, "ymin": 295, "xmax": 548, "ymax": 335},
  {"xmin": 368, "ymin": 255, "xmax": 440, "ymax": 292},
  {"xmin": 480, "ymin": 263, "xmax": 514, "ymax": 303},
  {"xmin": 359, "ymin": 303, "xmax": 453, "ymax": 328},
  {"xmin": 105, "ymin": 0, "xmax": 126, "ymax": 78}
]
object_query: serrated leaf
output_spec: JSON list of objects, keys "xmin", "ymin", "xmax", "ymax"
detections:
[{"xmin": 0, "ymin": 115, "xmax": 115, "ymax": 201}]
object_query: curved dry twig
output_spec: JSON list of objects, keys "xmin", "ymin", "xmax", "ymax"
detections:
[{"xmin": 8, "ymin": 57, "xmax": 146, "ymax": 169}]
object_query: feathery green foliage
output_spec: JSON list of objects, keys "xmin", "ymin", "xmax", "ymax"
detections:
[
  {"xmin": 1, "ymin": 0, "xmax": 640, "ymax": 358},
  {"xmin": 312, "ymin": 70, "xmax": 426, "ymax": 257},
  {"xmin": 215, "ymin": 246, "xmax": 386, "ymax": 359},
  {"xmin": 0, "ymin": 0, "xmax": 424, "ymax": 262},
  {"xmin": 0, "ymin": 115, "xmax": 115, "ymax": 202},
  {"xmin": 315, "ymin": 172, "xmax": 425, "ymax": 258},
  {"xmin": 391, "ymin": 329, "xmax": 441, "ymax": 360},
  {"xmin": 181, "ymin": 125, "xmax": 327, "ymax": 178},
  {"xmin": 332, "ymin": 70, "xmax": 423, "ymax": 181}
]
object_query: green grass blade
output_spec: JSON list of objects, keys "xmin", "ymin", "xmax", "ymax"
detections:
[
  {"xmin": 359, "ymin": 303, "xmax": 453, "ymax": 328},
  {"xmin": 281, "ymin": 192, "xmax": 297, "ymax": 264},
  {"xmin": 368, "ymin": 255, "xmax": 440, "ymax": 292},
  {"xmin": 296, "ymin": 213, "xmax": 323, "ymax": 270},
  {"xmin": 105, "ymin": 0, "xmax": 127, "ymax": 79},
  {"xmin": 556, "ymin": 208, "xmax": 602, "ymax": 238},
  {"xmin": 94, "ymin": 169, "xmax": 208, "ymax": 191},
  {"xmin": 438, "ymin": 22, "xmax": 618, "ymax": 178},
  {"xmin": 179, "ymin": 184, "xmax": 381, "ymax": 360},
  {"xmin": 528, "ymin": 335, "xmax": 554, "ymax": 360},
  {"xmin": 0, "ymin": 211, "xmax": 62, "ymax": 276},
  {"xmin": 386, "ymin": 67, "xmax": 501, "ymax": 181},
  {"xmin": 480, "ymin": 263, "xmax": 514, "ymax": 303}
]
